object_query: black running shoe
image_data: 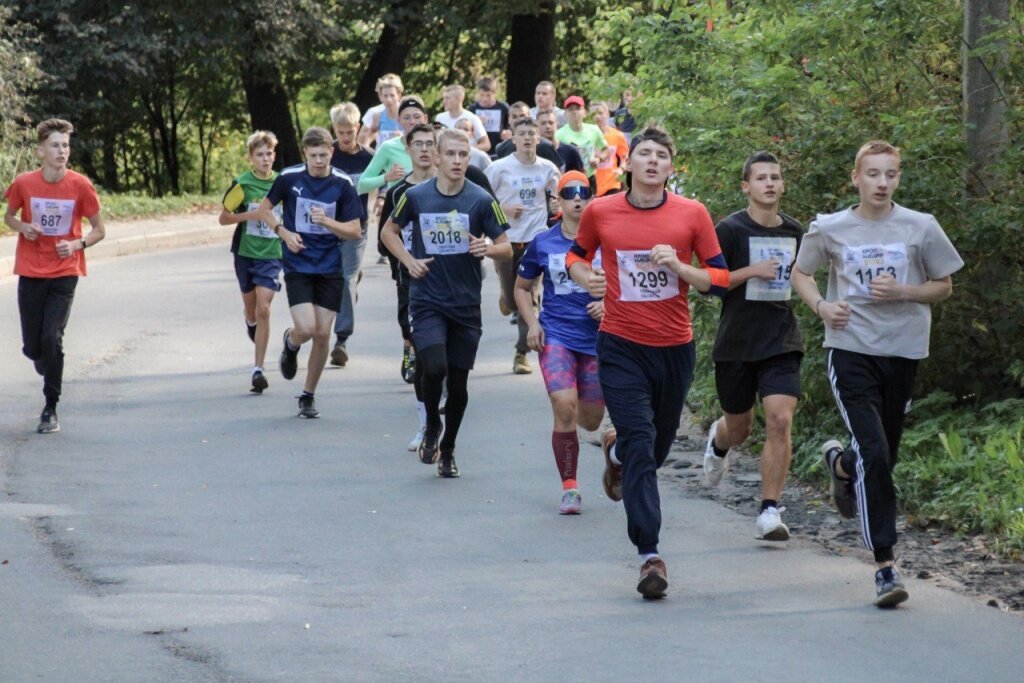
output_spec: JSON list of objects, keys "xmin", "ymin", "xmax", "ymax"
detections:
[
  {"xmin": 401, "ymin": 346, "xmax": 416, "ymax": 384},
  {"xmin": 437, "ymin": 449, "xmax": 460, "ymax": 478},
  {"xmin": 874, "ymin": 566, "xmax": 909, "ymax": 608},
  {"xmin": 280, "ymin": 328, "xmax": 298, "ymax": 380},
  {"xmin": 330, "ymin": 340, "xmax": 348, "ymax": 367},
  {"xmin": 822, "ymin": 440, "xmax": 856, "ymax": 519},
  {"xmin": 251, "ymin": 370, "xmax": 268, "ymax": 394},
  {"xmin": 37, "ymin": 405, "xmax": 59, "ymax": 434},
  {"xmin": 418, "ymin": 424, "xmax": 441, "ymax": 464},
  {"xmin": 297, "ymin": 394, "xmax": 319, "ymax": 419},
  {"xmin": 246, "ymin": 321, "xmax": 256, "ymax": 343}
]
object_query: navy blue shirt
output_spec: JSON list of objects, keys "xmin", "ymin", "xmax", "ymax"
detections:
[
  {"xmin": 265, "ymin": 164, "xmax": 364, "ymax": 274},
  {"xmin": 390, "ymin": 178, "xmax": 508, "ymax": 321},
  {"xmin": 330, "ymin": 144, "xmax": 374, "ymax": 215}
]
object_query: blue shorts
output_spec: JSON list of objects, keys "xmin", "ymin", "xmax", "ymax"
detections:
[
  {"xmin": 234, "ymin": 255, "xmax": 282, "ymax": 293},
  {"xmin": 409, "ymin": 305, "xmax": 482, "ymax": 370}
]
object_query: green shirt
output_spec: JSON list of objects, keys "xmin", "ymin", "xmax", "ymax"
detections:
[
  {"xmin": 357, "ymin": 137, "xmax": 412, "ymax": 194},
  {"xmin": 555, "ymin": 123, "xmax": 608, "ymax": 177},
  {"xmin": 222, "ymin": 170, "xmax": 281, "ymax": 260}
]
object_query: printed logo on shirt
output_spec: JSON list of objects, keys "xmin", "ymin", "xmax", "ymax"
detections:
[
  {"xmin": 617, "ymin": 250, "xmax": 679, "ymax": 302},
  {"xmin": 30, "ymin": 197, "xmax": 76, "ymax": 237},
  {"xmin": 420, "ymin": 211, "xmax": 470, "ymax": 255}
]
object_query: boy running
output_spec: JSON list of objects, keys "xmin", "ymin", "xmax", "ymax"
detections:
[
  {"xmin": 434, "ymin": 84, "xmax": 490, "ymax": 153},
  {"xmin": 566, "ymin": 127, "xmax": 729, "ymax": 599},
  {"xmin": 467, "ymin": 76, "xmax": 510, "ymax": 155},
  {"xmin": 259, "ymin": 127, "xmax": 364, "ymax": 418},
  {"xmin": 5, "ymin": 118, "xmax": 106, "ymax": 433},
  {"xmin": 381, "ymin": 129, "xmax": 512, "ymax": 478},
  {"xmin": 791, "ymin": 140, "xmax": 963, "ymax": 608},
  {"xmin": 702, "ymin": 151, "xmax": 804, "ymax": 542},
  {"xmin": 218, "ymin": 131, "xmax": 281, "ymax": 394},
  {"xmin": 556, "ymin": 96, "xmax": 609, "ymax": 186}
]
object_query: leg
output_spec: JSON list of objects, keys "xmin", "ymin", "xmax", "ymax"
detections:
[
  {"xmin": 252, "ymin": 286, "xmax": 275, "ymax": 369},
  {"xmin": 288, "ymin": 303, "xmax": 318, "ymax": 346},
  {"xmin": 650, "ymin": 343, "xmax": 694, "ymax": 468},
  {"xmin": 716, "ymin": 410, "xmax": 754, "ymax": 450},
  {"xmin": 304, "ymin": 305, "xmax": 336, "ymax": 394},
  {"xmin": 760, "ymin": 395, "xmax": 797, "ymax": 501},
  {"xmin": 705, "ymin": 360, "xmax": 758, "ymax": 485},
  {"xmin": 38, "ymin": 277, "xmax": 78, "ymax": 407},
  {"xmin": 575, "ymin": 351, "xmax": 606, "ymax": 432},
  {"xmin": 438, "ymin": 366, "xmax": 469, "ymax": 451},
  {"xmin": 334, "ymin": 221, "xmax": 368, "ymax": 346},
  {"xmin": 241, "ymin": 289, "xmax": 257, "ymax": 327},
  {"xmin": 418, "ymin": 345, "xmax": 447, "ymax": 430},
  {"xmin": 18, "ymin": 276, "xmax": 47, "ymax": 366}
]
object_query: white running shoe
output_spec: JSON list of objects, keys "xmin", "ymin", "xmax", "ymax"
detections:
[
  {"xmin": 703, "ymin": 420, "xmax": 730, "ymax": 486},
  {"xmin": 407, "ymin": 425, "xmax": 426, "ymax": 452},
  {"xmin": 755, "ymin": 506, "xmax": 790, "ymax": 541}
]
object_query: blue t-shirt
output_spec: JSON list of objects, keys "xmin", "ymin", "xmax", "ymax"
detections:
[
  {"xmin": 390, "ymin": 178, "xmax": 509, "ymax": 322},
  {"xmin": 518, "ymin": 223, "xmax": 602, "ymax": 355},
  {"xmin": 330, "ymin": 145, "xmax": 374, "ymax": 215},
  {"xmin": 265, "ymin": 165, "xmax": 364, "ymax": 274}
]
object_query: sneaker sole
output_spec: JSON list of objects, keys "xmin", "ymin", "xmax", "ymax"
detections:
[
  {"xmin": 559, "ymin": 507, "xmax": 581, "ymax": 515},
  {"xmin": 298, "ymin": 412, "xmax": 320, "ymax": 419},
  {"xmin": 757, "ymin": 525, "xmax": 790, "ymax": 542},
  {"xmin": 37, "ymin": 424, "xmax": 60, "ymax": 434},
  {"xmin": 330, "ymin": 347, "xmax": 348, "ymax": 367},
  {"xmin": 875, "ymin": 587, "xmax": 909, "ymax": 608},
  {"xmin": 418, "ymin": 438, "xmax": 440, "ymax": 464},
  {"xmin": 251, "ymin": 377, "xmax": 269, "ymax": 394},
  {"xmin": 437, "ymin": 468, "xmax": 460, "ymax": 478},
  {"xmin": 637, "ymin": 573, "xmax": 668, "ymax": 600},
  {"xmin": 280, "ymin": 329, "xmax": 298, "ymax": 380}
]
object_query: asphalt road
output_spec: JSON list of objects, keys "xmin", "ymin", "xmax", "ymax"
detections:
[{"xmin": 1, "ymin": 242, "xmax": 1022, "ymax": 682}]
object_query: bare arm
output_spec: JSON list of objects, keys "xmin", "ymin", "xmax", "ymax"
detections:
[
  {"xmin": 4, "ymin": 206, "xmax": 42, "ymax": 240},
  {"xmin": 791, "ymin": 266, "xmax": 851, "ymax": 330},
  {"xmin": 869, "ymin": 273, "xmax": 952, "ymax": 304},
  {"xmin": 727, "ymin": 259, "xmax": 778, "ymax": 291}
]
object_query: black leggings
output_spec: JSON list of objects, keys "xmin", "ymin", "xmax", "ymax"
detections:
[
  {"xmin": 416, "ymin": 344, "xmax": 469, "ymax": 452},
  {"xmin": 19, "ymin": 275, "xmax": 78, "ymax": 407}
]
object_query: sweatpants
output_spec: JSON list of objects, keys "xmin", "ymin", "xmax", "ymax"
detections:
[
  {"xmin": 827, "ymin": 348, "xmax": 918, "ymax": 562},
  {"xmin": 334, "ymin": 219, "xmax": 368, "ymax": 342},
  {"xmin": 494, "ymin": 242, "xmax": 531, "ymax": 355},
  {"xmin": 18, "ymin": 275, "xmax": 79, "ymax": 407},
  {"xmin": 597, "ymin": 332, "xmax": 696, "ymax": 555}
]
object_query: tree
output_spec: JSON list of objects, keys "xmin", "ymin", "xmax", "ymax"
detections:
[
  {"xmin": 505, "ymin": 2, "xmax": 556, "ymax": 104},
  {"xmin": 962, "ymin": 0, "xmax": 1010, "ymax": 198}
]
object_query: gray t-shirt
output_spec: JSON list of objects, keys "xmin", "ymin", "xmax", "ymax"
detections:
[{"xmin": 795, "ymin": 203, "xmax": 963, "ymax": 359}]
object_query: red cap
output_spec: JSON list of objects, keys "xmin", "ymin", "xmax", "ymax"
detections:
[{"xmin": 563, "ymin": 95, "xmax": 585, "ymax": 109}]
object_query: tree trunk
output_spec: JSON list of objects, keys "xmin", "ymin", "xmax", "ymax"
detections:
[
  {"xmin": 102, "ymin": 126, "xmax": 119, "ymax": 192},
  {"xmin": 505, "ymin": 2, "xmax": 556, "ymax": 105},
  {"xmin": 962, "ymin": 0, "xmax": 1009, "ymax": 198},
  {"xmin": 353, "ymin": 9, "xmax": 420, "ymax": 116},
  {"xmin": 242, "ymin": 62, "xmax": 302, "ymax": 168}
]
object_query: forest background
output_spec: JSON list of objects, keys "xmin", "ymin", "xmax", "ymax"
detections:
[{"xmin": 1, "ymin": 0, "xmax": 1022, "ymax": 556}]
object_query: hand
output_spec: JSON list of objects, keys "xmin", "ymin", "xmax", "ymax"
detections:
[
  {"xmin": 310, "ymin": 206, "xmax": 328, "ymax": 226},
  {"xmin": 820, "ymin": 300, "xmax": 851, "ymax": 330},
  {"xmin": 468, "ymin": 234, "xmax": 489, "ymax": 257},
  {"xmin": 407, "ymin": 257, "xmax": 434, "ymax": 279},
  {"xmin": 499, "ymin": 129, "xmax": 512, "ymax": 141},
  {"xmin": 374, "ymin": 195, "xmax": 385, "ymax": 213},
  {"xmin": 586, "ymin": 266, "xmax": 607, "ymax": 298},
  {"xmin": 650, "ymin": 244, "xmax": 681, "ymax": 273},
  {"xmin": 749, "ymin": 259, "xmax": 779, "ymax": 280},
  {"xmin": 586, "ymin": 300, "xmax": 604, "ymax": 321},
  {"xmin": 526, "ymin": 321, "xmax": 545, "ymax": 352},
  {"xmin": 869, "ymin": 273, "xmax": 904, "ymax": 301},
  {"xmin": 55, "ymin": 239, "xmax": 77, "ymax": 258},
  {"xmin": 21, "ymin": 222, "xmax": 43, "ymax": 241},
  {"xmin": 502, "ymin": 203, "xmax": 525, "ymax": 220},
  {"xmin": 281, "ymin": 229, "xmax": 304, "ymax": 254},
  {"xmin": 385, "ymin": 164, "xmax": 405, "ymax": 182}
]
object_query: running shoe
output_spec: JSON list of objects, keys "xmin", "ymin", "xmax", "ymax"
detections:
[
  {"xmin": 822, "ymin": 440, "xmax": 856, "ymax": 519},
  {"xmin": 37, "ymin": 406, "xmax": 59, "ymax": 434},
  {"xmin": 874, "ymin": 566, "xmax": 909, "ymax": 608},
  {"xmin": 330, "ymin": 340, "xmax": 348, "ymax": 367},
  {"xmin": 498, "ymin": 294, "xmax": 512, "ymax": 316},
  {"xmin": 559, "ymin": 489, "xmax": 582, "ymax": 515},
  {"xmin": 601, "ymin": 428, "xmax": 622, "ymax": 502},
  {"xmin": 401, "ymin": 345, "xmax": 416, "ymax": 384},
  {"xmin": 637, "ymin": 557, "xmax": 668, "ymax": 600},
  {"xmin": 437, "ymin": 449, "xmax": 460, "ymax": 478},
  {"xmin": 755, "ymin": 506, "xmax": 790, "ymax": 541},
  {"xmin": 250, "ymin": 370, "xmax": 269, "ymax": 394},
  {"xmin": 279, "ymin": 328, "xmax": 298, "ymax": 380},
  {"xmin": 418, "ymin": 424, "xmax": 441, "ymax": 464},
  {"xmin": 297, "ymin": 394, "xmax": 319, "ymax": 419},
  {"xmin": 513, "ymin": 351, "xmax": 532, "ymax": 375},
  {"xmin": 407, "ymin": 425, "xmax": 426, "ymax": 452},
  {"xmin": 703, "ymin": 420, "xmax": 730, "ymax": 486},
  {"xmin": 246, "ymin": 320, "xmax": 256, "ymax": 343}
]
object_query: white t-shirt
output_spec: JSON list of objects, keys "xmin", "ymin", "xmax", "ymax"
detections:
[
  {"xmin": 434, "ymin": 110, "xmax": 488, "ymax": 143},
  {"xmin": 795, "ymin": 203, "xmax": 963, "ymax": 359},
  {"xmin": 361, "ymin": 104, "xmax": 384, "ymax": 128},
  {"xmin": 469, "ymin": 148, "xmax": 492, "ymax": 171},
  {"xmin": 484, "ymin": 155, "xmax": 560, "ymax": 243},
  {"xmin": 530, "ymin": 106, "xmax": 566, "ymax": 127}
]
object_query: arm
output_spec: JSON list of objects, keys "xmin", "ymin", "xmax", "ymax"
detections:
[
  {"xmin": 469, "ymin": 231, "xmax": 512, "ymax": 261},
  {"xmin": 791, "ymin": 266, "xmax": 850, "ymax": 330},
  {"xmin": 357, "ymin": 146, "xmax": 393, "ymax": 194},
  {"xmin": 56, "ymin": 211, "xmax": 106, "ymax": 258},
  {"xmin": 473, "ymin": 116, "xmax": 491, "ymax": 152},
  {"xmin": 310, "ymin": 208, "xmax": 361, "ymax": 240},
  {"xmin": 869, "ymin": 273, "xmax": 953, "ymax": 303},
  {"xmin": 727, "ymin": 260, "xmax": 780, "ymax": 290},
  {"xmin": 514, "ymin": 274, "xmax": 544, "ymax": 351},
  {"xmin": 4, "ymin": 206, "xmax": 42, "ymax": 241},
  {"xmin": 381, "ymin": 217, "xmax": 433, "ymax": 279}
]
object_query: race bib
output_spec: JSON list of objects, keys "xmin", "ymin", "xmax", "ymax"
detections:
[
  {"xmin": 245, "ymin": 202, "xmax": 282, "ymax": 239},
  {"xmin": 401, "ymin": 222, "xmax": 414, "ymax": 251},
  {"xmin": 511, "ymin": 175, "xmax": 543, "ymax": 207},
  {"xmin": 294, "ymin": 197, "xmax": 335, "ymax": 235},
  {"xmin": 30, "ymin": 197, "xmax": 75, "ymax": 237},
  {"xmin": 841, "ymin": 242, "xmax": 909, "ymax": 298},
  {"xmin": 746, "ymin": 236, "xmax": 797, "ymax": 301},
  {"xmin": 548, "ymin": 248, "xmax": 600, "ymax": 295},
  {"xmin": 477, "ymin": 109, "xmax": 502, "ymax": 133},
  {"xmin": 421, "ymin": 212, "xmax": 470, "ymax": 255},
  {"xmin": 617, "ymin": 249, "xmax": 679, "ymax": 302}
]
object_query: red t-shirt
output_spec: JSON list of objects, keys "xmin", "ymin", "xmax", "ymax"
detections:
[
  {"xmin": 5, "ymin": 169, "xmax": 101, "ymax": 278},
  {"xmin": 566, "ymin": 192, "xmax": 729, "ymax": 346}
]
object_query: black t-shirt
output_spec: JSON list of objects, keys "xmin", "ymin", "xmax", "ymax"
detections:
[
  {"xmin": 468, "ymin": 101, "xmax": 510, "ymax": 152},
  {"xmin": 494, "ymin": 138, "xmax": 564, "ymax": 170},
  {"xmin": 330, "ymin": 143, "xmax": 374, "ymax": 214},
  {"xmin": 555, "ymin": 143, "xmax": 585, "ymax": 174},
  {"xmin": 713, "ymin": 209, "xmax": 804, "ymax": 362}
]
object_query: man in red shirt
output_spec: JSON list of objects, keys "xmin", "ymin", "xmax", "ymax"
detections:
[
  {"xmin": 567, "ymin": 127, "xmax": 729, "ymax": 599},
  {"xmin": 4, "ymin": 118, "xmax": 106, "ymax": 433}
]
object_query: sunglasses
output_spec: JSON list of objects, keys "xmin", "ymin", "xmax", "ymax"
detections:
[{"xmin": 558, "ymin": 186, "xmax": 593, "ymax": 200}]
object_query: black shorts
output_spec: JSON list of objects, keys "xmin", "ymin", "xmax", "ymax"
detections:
[
  {"xmin": 715, "ymin": 351, "xmax": 802, "ymax": 414},
  {"xmin": 284, "ymin": 272, "xmax": 343, "ymax": 310},
  {"xmin": 409, "ymin": 305, "xmax": 482, "ymax": 370}
]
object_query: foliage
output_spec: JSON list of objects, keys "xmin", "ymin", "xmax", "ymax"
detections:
[{"xmin": 0, "ymin": 7, "xmax": 42, "ymax": 185}]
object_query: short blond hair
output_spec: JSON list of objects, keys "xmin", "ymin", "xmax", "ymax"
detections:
[
  {"xmin": 376, "ymin": 74, "xmax": 404, "ymax": 95},
  {"xmin": 329, "ymin": 102, "xmax": 361, "ymax": 127},
  {"xmin": 246, "ymin": 130, "xmax": 278, "ymax": 154},
  {"xmin": 854, "ymin": 140, "xmax": 901, "ymax": 172},
  {"xmin": 443, "ymin": 84, "xmax": 465, "ymax": 97},
  {"xmin": 437, "ymin": 128, "xmax": 470, "ymax": 152}
]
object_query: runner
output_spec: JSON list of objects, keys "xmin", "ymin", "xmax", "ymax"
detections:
[
  {"xmin": 434, "ymin": 84, "xmax": 490, "ymax": 153},
  {"xmin": 566, "ymin": 127, "xmax": 729, "ymax": 599},
  {"xmin": 453, "ymin": 118, "xmax": 492, "ymax": 171},
  {"xmin": 4, "ymin": 118, "xmax": 106, "ymax": 433},
  {"xmin": 258, "ymin": 127, "xmax": 364, "ymax": 418},
  {"xmin": 359, "ymin": 74, "xmax": 404, "ymax": 148},
  {"xmin": 358, "ymin": 96, "xmax": 425, "ymax": 198},
  {"xmin": 484, "ymin": 116, "xmax": 560, "ymax": 375},
  {"xmin": 515, "ymin": 171, "xmax": 604, "ymax": 514},
  {"xmin": 590, "ymin": 101, "xmax": 628, "ymax": 196},
  {"xmin": 328, "ymin": 102, "xmax": 374, "ymax": 368},
  {"xmin": 218, "ymin": 130, "xmax": 281, "ymax": 394},
  {"xmin": 612, "ymin": 89, "xmax": 637, "ymax": 140},
  {"xmin": 494, "ymin": 102, "xmax": 564, "ymax": 170},
  {"xmin": 530, "ymin": 80, "xmax": 566, "ymax": 127},
  {"xmin": 537, "ymin": 109, "xmax": 585, "ymax": 175},
  {"xmin": 467, "ymin": 76, "xmax": 510, "ymax": 155},
  {"xmin": 791, "ymin": 140, "xmax": 963, "ymax": 608},
  {"xmin": 381, "ymin": 128, "xmax": 512, "ymax": 478},
  {"xmin": 702, "ymin": 151, "xmax": 804, "ymax": 542},
  {"xmin": 556, "ymin": 96, "xmax": 609, "ymax": 188}
]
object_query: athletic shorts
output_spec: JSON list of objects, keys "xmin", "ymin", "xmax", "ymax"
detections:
[
  {"xmin": 715, "ymin": 351, "xmax": 802, "ymax": 414},
  {"xmin": 409, "ymin": 306, "xmax": 482, "ymax": 370},
  {"xmin": 539, "ymin": 343, "xmax": 604, "ymax": 404},
  {"xmin": 234, "ymin": 255, "xmax": 282, "ymax": 293},
  {"xmin": 284, "ymin": 272, "xmax": 343, "ymax": 310}
]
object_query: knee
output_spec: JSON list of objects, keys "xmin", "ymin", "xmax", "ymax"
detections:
[
  {"xmin": 764, "ymin": 411, "xmax": 793, "ymax": 440},
  {"xmin": 255, "ymin": 302, "xmax": 271, "ymax": 321},
  {"xmin": 721, "ymin": 415, "xmax": 752, "ymax": 445},
  {"xmin": 551, "ymin": 399, "xmax": 577, "ymax": 427}
]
